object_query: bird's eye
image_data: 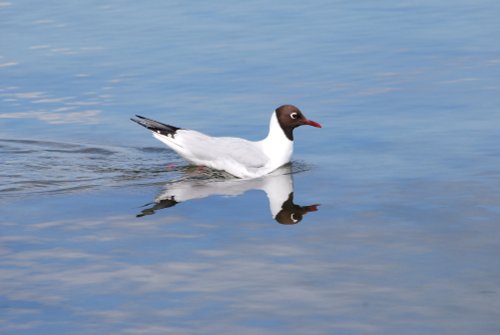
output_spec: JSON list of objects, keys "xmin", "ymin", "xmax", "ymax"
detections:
[
  {"xmin": 290, "ymin": 213, "xmax": 299, "ymax": 223},
  {"xmin": 290, "ymin": 112, "xmax": 298, "ymax": 119}
]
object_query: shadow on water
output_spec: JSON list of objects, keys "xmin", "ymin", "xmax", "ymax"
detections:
[{"xmin": 136, "ymin": 164, "xmax": 320, "ymax": 224}]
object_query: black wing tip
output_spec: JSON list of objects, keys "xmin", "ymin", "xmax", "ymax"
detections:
[
  {"xmin": 130, "ymin": 116, "xmax": 151, "ymax": 129},
  {"xmin": 130, "ymin": 117, "xmax": 141, "ymax": 124},
  {"xmin": 130, "ymin": 115, "xmax": 181, "ymax": 135},
  {"xmin": 130, "ymin": 115, "xmax": 154, "ymax": 126}
]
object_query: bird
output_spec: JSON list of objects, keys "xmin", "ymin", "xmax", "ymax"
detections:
[{"xmin": 131, "ymin": 105, "xmax": 321, "ymax": 179}]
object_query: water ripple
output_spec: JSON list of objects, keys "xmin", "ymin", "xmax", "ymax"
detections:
[{"xmin": 0, "ymin": 138, "xmax": 182, "ymax": 197}]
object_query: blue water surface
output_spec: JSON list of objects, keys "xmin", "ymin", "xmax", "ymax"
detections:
[{"xmin": 1, "ymin": 1, "xmax": 500, "ymax": 334}]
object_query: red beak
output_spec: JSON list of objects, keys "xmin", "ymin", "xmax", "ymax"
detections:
[{"xmin": 303, "ymin": 119, "xmax": 322, "ymax": 128}]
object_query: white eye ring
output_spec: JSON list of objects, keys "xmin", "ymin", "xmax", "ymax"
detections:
[
  {"xmin": 290, "ymin": 213, "xmax": 299, "ymax": 223},
  {"xmin": 290, "ymin": 112, "xmax": 298, "ymax": 119}
]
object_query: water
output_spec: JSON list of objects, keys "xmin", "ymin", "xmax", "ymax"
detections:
[{"xmin": 1, "ymin": 0, "xmax": 500, "ymax": 334}]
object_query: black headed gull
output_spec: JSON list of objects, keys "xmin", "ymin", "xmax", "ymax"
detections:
[
  {"xmin": 136, "ymin": 164, "xmax": 319, "ymax": 224},
  {"xmin": 131, "ymin": 105, "xmax": 321, "ymax": 178}
]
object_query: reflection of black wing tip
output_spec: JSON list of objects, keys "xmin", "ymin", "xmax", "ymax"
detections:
[{"xmin": 135, "ymin": 197, "xmax": 179, "ymax": 218}]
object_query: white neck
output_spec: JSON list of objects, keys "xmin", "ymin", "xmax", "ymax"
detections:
[{"xmin": 259, "ymin": 112, "xmax": 294, "ymax": 169}]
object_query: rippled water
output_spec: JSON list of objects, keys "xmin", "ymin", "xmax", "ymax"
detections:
[
  {"xmin": 0, "ymin": 139, "xmax": 177, "ymax": 195},
  {"xmin": 2, "ymin": 0, "xmax": 500, "ymax": 334}
]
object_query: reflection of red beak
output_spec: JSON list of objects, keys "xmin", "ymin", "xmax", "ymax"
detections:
[
  {"xmin": 303, "ymin": 204, "xmax": 320, "ymax": 212},
  {"xmin": 304, "ymin": 119, "xmax": 322, "ymax": 128}
]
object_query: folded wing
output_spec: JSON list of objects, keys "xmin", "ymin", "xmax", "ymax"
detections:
[{"xmin": 154, "ymin": 130, "xmax": 270, "ymax": 177}]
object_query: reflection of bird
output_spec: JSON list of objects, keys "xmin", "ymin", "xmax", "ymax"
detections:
[
  {"xmin": 131, "ymin": 105, "xmax": 321, "ymax": 178},
  {"xmin": 137, "ymin": 165, "xmax": 319, "ymax": 224}
]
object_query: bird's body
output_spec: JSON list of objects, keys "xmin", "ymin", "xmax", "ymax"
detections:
[{"xmin": 131, "ymin": 105, "xmax": 321, "ymax": 179}]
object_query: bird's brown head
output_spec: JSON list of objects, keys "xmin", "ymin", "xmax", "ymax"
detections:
[{"xmin": 275, "ymin": 105, "xmax": 321, "ymax": 141}]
